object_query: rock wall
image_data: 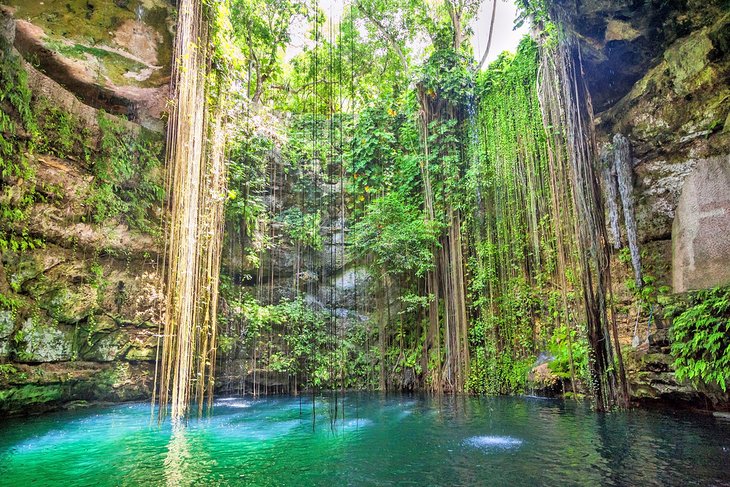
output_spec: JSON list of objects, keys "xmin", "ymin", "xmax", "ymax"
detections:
[
  {"xmin": 0, "ymin": 5, "xmax": 168, "ymax": 416},
  {"xmin": 561, "ymin": 0, "xmax": 730, "ymax": 407},
  {"xmin": 672, "ymin": 156, "xmax": 730, "ymax": 292},
  {"xmin": 3, "ymin": 0, "xmax": 172, "ymax": 130}
]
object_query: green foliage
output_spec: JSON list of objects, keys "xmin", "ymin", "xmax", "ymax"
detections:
[
  {"xmin": 1, "ymin": 37, "xmax": 162, "ymax": 247},
  {"xmin": 276, "ymin": 208, "xmax": 323, "ymax": 250},
  {"xmin": 547, "ymin": 324, "xmax": 589, "ymax": 380},
  {"xmin": 271, "ymin": 297, "xmax": 331, "ymax": 386},
  {"xmin": 349, "ymin": 104, "xmax": 399, "ymax": 198},
  {"xmin": 466, "ymin": 38, "xmax": 565, "ymax": 395},
  {"xmin": 219, "ymin": 289, "xmax": 347, "ymax": 389},
  {"xmin": 279, "ymin": 3, "xmax": 412, "ymax": 113},
  {"xmin": 0, "ymin": 37, "xmax": 42, "ymax": 252},
  {"xmin": 621, "ymin": 248, "xmax": 672, "ymax": 314},
  {"xmin": 229, "ymin": 0, "xmax": 310, "ymax": 103},
  {"xmin": 0, "ymin": 292, "xmax": 21, "ymax": 313},
  {"xmin": 216, "ymin": 0, "xmax": 583, "ymax": 397},
  {"xmin": 0, "ymin": 39, "xmax": 36, "ymax": 138},
  {"xmin": 418, "ymin": 48, "xmax": 475, "ymax": 109},
  {"xmin": 350, "ymin": 193, "xmax": 439, "ymax": 278},
  {"xmin": 84, "ymin": 113, "xmax": 163, "ymax": 234},
  {"xmin": 225, "ymin": 106, "xmax": 274, "ymax": 253},
  {"xmin": 514, "ymin": 0, "xmax": 550, "ymax": 29},
  {"xmin": 625, "ymin": 272, "xmax": 672, "ymax": 316},
  {"xmin": 670, "ymin": 286, "xmax": 730, "ymax": 392},
  {"xmin": 34, "ymin": 99, "xmax": 91, "ymax": 160},
  {"xmin": 0, "ymin": 363, "xmax": 19, "ymax": 380},
  {"xmin": 467, "ymin": 335, "xmax": 533, "ymax": 395}
]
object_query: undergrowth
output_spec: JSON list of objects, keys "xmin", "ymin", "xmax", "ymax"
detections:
[{"xmin": 667, "ymin": 286, "xmax": 730, "ymax": 392}]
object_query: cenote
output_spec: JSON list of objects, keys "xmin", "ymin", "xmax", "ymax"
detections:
[
  {"xmin": 1, "ymin": 395, "xmax": 730, "ymax": 486},
  {"xmin": 2, "ymin": 0, "xmax": 730, "ymax": 484}
]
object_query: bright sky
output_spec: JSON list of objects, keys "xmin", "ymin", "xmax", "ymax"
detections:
[
  {"xmin": 471, "ymin": 0, "xmax": 529, "ymax": 67},
  {"xmin": 286, "ymin": 0, "xmax": 529, "ymax": 68}
]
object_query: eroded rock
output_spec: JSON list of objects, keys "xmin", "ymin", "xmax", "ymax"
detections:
[
  {"xmin": 16, "ymin": 317, "xmax": 75, "ymax": 362},
  {"xmin": 4, "ymin": 0, "xmax": 172, "ymax": 130},
  {"xmin": 672, "ymin": 155, "xmax": 730, "ymax": 292}
]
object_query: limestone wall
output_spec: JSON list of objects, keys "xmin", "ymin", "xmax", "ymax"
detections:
[
  {"xmin": 672, "ymin": 156, "xmax": 730, "ymax": 293},
  {"xmin": 0, "ymin": 6, "xmax": 167, "ymax": 416},
  {"xmin": 569, "ymin": 1, "xmax": 730, "ymax": 406}
]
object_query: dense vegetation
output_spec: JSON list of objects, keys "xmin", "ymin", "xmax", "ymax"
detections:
[
  {"xmin": 214, "ymin": 0, "xmax": 633, "ymax": 407},
  {"xmin": 0, "ymin": 37, "xmax": 164, "ymax": 251},
  {"xmin": 668, "ymin": 286, "xmax": 730, "ymax": 392},
  {"xmin": 2, "ymin": 0, "xmax": 727, "ymax": 417}
]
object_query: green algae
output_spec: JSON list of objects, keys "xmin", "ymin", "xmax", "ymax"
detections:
[
  {"xmin": 0, "ymin": 383, "xmax": 64, "ymax": 411},
  {"xmin": 6, "ymin": 0, "xmax": 172, "ymax": 87}
]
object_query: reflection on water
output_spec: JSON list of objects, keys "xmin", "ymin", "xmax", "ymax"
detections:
[
  {"xmin": 0, "ymin": 394, "xmax": 729, "ymax": 486},
  {"xmin": 164, "ymin": 423, "xmax": 189, "ymax": 487}
]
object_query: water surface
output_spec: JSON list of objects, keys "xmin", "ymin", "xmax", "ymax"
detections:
[{"xmin": 1, "ymin": 394, "xmax": 729, "ymax": 486}]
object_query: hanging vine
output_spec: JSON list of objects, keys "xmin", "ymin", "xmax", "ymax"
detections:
[{"xmin": 155, "ymin": 0, "xmax": 232, "ymax": 421}]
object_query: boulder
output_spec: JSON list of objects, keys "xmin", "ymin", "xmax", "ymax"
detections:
[{"xmin": 527, "ymin": 362, "xmax": 562, "ymax": 397}]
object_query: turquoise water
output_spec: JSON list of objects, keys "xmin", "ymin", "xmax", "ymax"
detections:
[{"xmin": 1, "ymin": 394, "xmax": 729, "ymax": 486}]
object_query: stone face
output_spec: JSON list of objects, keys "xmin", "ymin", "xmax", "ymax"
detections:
[
  {"xmin": 626, "ymin": 330, "xmax": 729, "ymax": 407},
  {"xmin": 564, "ymin": 2, "xmax": 730, "ymax": 409},
  {"xmin": 0, "ymin": 361, "xmax": 154, "ymax": 415},
  {"xmin": 4, "ymin": 0, "xmax": 173, "ymax": 129},
  {"xmin": 35, "ymin": 284, "xmax": 97, "ymax": 325},
  {"xmin": 556, "ymin": 0, "xmax": 705, "ymax": 111},
  {"xmin": 17, "ymin": 317, "xmax": 75, "ymax": 362},
  {"xmin": 665, "ymin": 30, "xmax": 716, "ymax": 96},
  {"xmin": 0, "ymin": 310, "xmax": 14, "ymax": 359},
  {"xmin": 82, "ymin": 330, "xmax": 130, "ymax": 362},
  {"xmin": 318, "ymin": 267, "xmax": 374, "ymax": 310},
  {"xmin": 596, "ymin": 13, "xmax": 730, "ymax": 241},
  {"xmin": 634, "ymin": 158, "xmax": 699, "ymax": 242},
  {"xmin": 605, "ymin": 19, "xmax": 642, "ymax": 43},
  {"xmin": 124, "ymin": 334, "xmax": 158, "ymax": 361},
  {"xmin": 0, "ymin": 6, "xmax": 14, "ymax": 43},
  {"xmin": 672, "ymin": 155, "xmax": 730, "ymax": 292},
  {"xmin": 113, "ymin": 19, "xmax": 164, "ymax": 66},
  {"xmin": 0, "ymin": 10, "xmax": 163, "ymax": 416}
]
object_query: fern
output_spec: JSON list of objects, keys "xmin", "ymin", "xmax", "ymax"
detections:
[{"xmin": 670, "ymin": 286, "xmax": 730, "ymax": 392}]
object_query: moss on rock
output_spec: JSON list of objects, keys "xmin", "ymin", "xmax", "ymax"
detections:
[{"xmin": 15, "ymin": 317, "xmax": 75, "ymax": 362}]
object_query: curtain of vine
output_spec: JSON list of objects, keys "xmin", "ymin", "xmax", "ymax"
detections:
[
  {"xmin": 536, "ymin": 25, "xmax": 629, "ymax": 410},
  {"xmin": 155, "ymin": 0, "xmax": 231, "ymax": 421},
  {"xmin": 466, "ymin": 38, "xmax": 582, "ymax": 395}
]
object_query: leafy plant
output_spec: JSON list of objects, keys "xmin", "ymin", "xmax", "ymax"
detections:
[
  {"xmin": 417, "ymin": 48, "xmax": 475, "ymax": 109},
  {"xmin": 548, "ymin": 324, "xmax": 589, "ymax": 381},
  {"xmin": 86, "ymin": 113, "xmax": 164, "ymax": 234},
  {"xmin": 0, "ymin": 37, "xmax": 43, "ymax": 252},
  {"xmin": 670, "ymin": 286, "xmax": 730, "ymax": 392},
  {"xmin": 349, "ymin": 192, "xmax": 439, "ymax": 278},
  {"xmin": 276, "ymin": 207, "xmax": 323, "ymax": 250}
]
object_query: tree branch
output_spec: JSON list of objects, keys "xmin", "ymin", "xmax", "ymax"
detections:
[
  {"xmin": 356, "ymin": 1, "xmax": 410, "ymax": 74},
  {"xmin": 477, "ymin": 0, "xmax": 498, "ymax": 70}
]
